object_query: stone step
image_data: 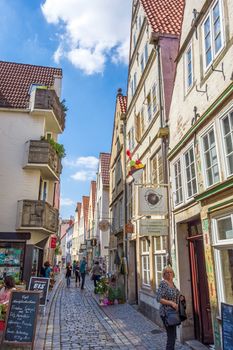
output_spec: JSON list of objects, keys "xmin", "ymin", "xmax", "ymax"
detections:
[{"xmin": 185, "ymin": 340, "xmax": 210, "ymax": 350}]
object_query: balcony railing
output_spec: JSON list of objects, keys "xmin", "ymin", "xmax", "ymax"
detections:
[
  {"xmin": 24, "ymin": 140, "xmax": 62, "ymax": 180},
  {"xmin": 30, "ymin": 88, "xmax": 65, "ymax": 132},
  {"xmin": 17, "ymin": 200, "xmax": 59, "ymax": 233}
]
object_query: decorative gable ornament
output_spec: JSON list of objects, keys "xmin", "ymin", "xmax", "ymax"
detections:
[
  {"xmin": 138, "ymin": 187, "xmax": 167, "ymax": 216},
  {"xmin": 98, "ymin": 220, "xmax": 110, "ymax": 232}
]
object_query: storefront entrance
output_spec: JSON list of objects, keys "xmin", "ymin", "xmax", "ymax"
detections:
[{"xmin": 187, "ymin": 221, "xmax": 213, "ymax": 344}]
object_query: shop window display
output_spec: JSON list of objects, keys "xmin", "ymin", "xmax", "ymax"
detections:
[
  {"xmin": 213, "ymin": 213, "xmax": 233, "ymax": 306},
  {"xmin": 0, "ymin": 242, "xmax": 25, "ymax": 283}
]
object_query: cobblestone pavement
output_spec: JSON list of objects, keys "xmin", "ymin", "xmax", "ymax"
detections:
[{"xmin": 35, "ymin": 275, "xmax": 190, "ymax": 350}]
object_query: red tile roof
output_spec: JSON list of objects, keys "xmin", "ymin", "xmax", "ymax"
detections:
[
  {"xmin": 118, "ymin": 95, "xmax": 127, "ymax": 114},
  {"xmin": 0, "ymin": 61, "xmax": 62, "ymax": 109},
  {"xmin": 76, "ymin": 202, "xmax": 82, "ymax": 224},
  {"xmin": 100, "ymin": 153, "xmax": 111, "ymax": 186},
  {"xmin": 140, "ymin": 0, "xmax": 185, "ymax": 35},
  {"xmin": 82, "ymin": 196, "xmax": 90, "ymax": 230}
]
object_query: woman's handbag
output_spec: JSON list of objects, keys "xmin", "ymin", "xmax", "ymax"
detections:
[
  {"xmin": 179, "ymin": 295, "xmax": 187, "ymax": 322},
  {"xmin": 165, "ymin": 308, "xmax": 181, "ymax": 326}
]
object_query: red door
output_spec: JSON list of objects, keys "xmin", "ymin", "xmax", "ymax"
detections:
[{"xmin": 188, "ymin": 234, "xmax": 213, "ymax": 344}]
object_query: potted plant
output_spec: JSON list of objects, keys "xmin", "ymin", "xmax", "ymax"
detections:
[{"xmin": 0, "ymin": 304, "xmax": 7, "ymax": 331}]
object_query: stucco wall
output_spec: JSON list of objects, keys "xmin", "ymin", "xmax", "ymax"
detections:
[{"xmin": 0, "ymin": 111, "xmax": 45, "ymax": 231}]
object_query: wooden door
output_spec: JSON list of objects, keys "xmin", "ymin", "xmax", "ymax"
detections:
[{"xmin": 188, "ymin": 235, "xmax": 213, "ymax": 344}]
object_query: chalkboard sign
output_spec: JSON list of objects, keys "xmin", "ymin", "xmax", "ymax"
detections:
[
  {"xmin": 1, "ymin": 290, "xmax": 40, "ymax": 348},
  {"xmin": 222, "ymin": 302, "xmax": 233, "ymax": 350},
  {"xmin": 29, "ymin": 277, "xmax": 50, "ymax": 306}
]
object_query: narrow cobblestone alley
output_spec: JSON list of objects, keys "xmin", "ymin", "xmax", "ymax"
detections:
[{"xmin": 34, "ymin": 276, "xmax": 190, "ymax": 350}]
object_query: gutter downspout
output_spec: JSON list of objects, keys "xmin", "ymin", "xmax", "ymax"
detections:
[{"xmin": 151, "ymin": 33, "xmax": 171, "ymax": 266}]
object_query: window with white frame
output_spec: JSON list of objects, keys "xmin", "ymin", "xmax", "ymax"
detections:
[
  {"xmin": 134, "ymin": 72, "xmax": 137, "ymax": 94},
  {"xmin": 203, "ymin": 0, "xmax": 223, "ymax": 69},
  {"xmin": 221, "ymin": 111, "xmax": 233, "ymax": 176},
  {"xmin": 119, "ymin": 198, "xmax": 123, "ymax": 228},
  {"xmin": 116, "ymin": 157, "xmax": 122, "ymax": 183},
  {"xmin": 133, "ymin": 32, "xmax": 136, "ymax": 50},
  {"xmin": 174, "ymin": 159, "xmax": 183, "ymax": 205},
  {"xmin": 140, "ymin": 52, "xmax": 144, "ymax": 73},
  {"xmin": 141, "ymin": 106, "xmax": 145, "ymax": 135},
  {"xmin": 186, "ymin": 45, "xmax": 193, "ymax": 90},
  {"xmin": 213, "ymin": 214, "xmax": 233, "ymax": 305},
  {"xmin": 128, "ymin": 127, "xmax": 135, "ymax": 151},
  {"xmin": 201, "ymin": 127, "xmax": 220, "ymax": 187},
  {"xmin": 139, "ymin": 15, "xmax": 142, "ymax": 29},
  {"xmin": 39, "ymin": 179, "xmax": 48, "ymax": 201},
  {"xmin": 184, "ymin": 146, "xmax": 197, "ymax": 197},
  {"xmin": 151, "ymin": 149, "xmax": 163, "ymax": 185},
  {"xmin": 141, "ymin": 239, "xmax": 150, "ymax": 286},
  {"xmin": 147, "ymin": 93, "xmax": 152, "ymax": 122},
  {"xmin": 113, "ymin": 203, "xmax": 118, "ymax": 231},
  {"xmin": 144, "ymin": 43, "xmax": 149, "ymax": 64},
  {"xmin": 152, "ymin": 83, "xmax": 157, "ymax": 114},
  {"xmin": 154, "ymin": 236, "xmax": 167, "ymax": 288},
  {"xmin": 130, "ymin": 80, "xmax": 134, "ymax": 98}
]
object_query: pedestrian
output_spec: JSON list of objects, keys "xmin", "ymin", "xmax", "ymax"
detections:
[
  {"xmin": 79, "ymin": 257, "xmax": 87, "ymax": 290},
  {"xmin": 41, "ymin": 261, "xmax": 51, "ymax": 278},
  {"xmin": 72, "ymin": 260, "xmax": 77, "ymax": 276},
  {"xmin": 65, "ymin": 262, "xmax": 72, "ymax": 288},
  {"xmin": 0, "ymin": 276, "xmax": 16, "ymax": 304},
  {"xmin": 156, "ymin": 266, "xmax": 181, "ymax": 350},
  {"xmin": 91, "ymin": 261, "xmax": 102, "ymax": 288},
  {"xmin": 75, "ymin": 261, "xmax": 80, "ymax": 287}
]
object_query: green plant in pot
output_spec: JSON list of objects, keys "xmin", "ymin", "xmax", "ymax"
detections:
[{"xmin": 40, "ymin": 136, "xmax": 66, "ymax": 159}]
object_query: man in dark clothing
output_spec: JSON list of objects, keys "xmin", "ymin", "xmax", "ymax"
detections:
[{"xmin": 79, "ymin": 257, "xmax": 87, "ymax": 289}]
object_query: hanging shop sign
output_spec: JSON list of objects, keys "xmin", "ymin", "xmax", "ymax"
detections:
[
  {"xmin": 98, "ymin": 220, "xmax": 110, "ymax": 232},
  {"xmin": 138, "ymin": 187, "xmax": 167, "ymax": 216},
  {"xmin": 50, "ymin": 237, "xmax": 57, "ymax": 249},
  {"xmin": 125, "ymin": 222, "xmax": 134, "ymax": 234},
  {"xmin": 139, "ymin": 219, "xmax": 168, "ymax": 236},
  {"xmin": 91, "ymin": 238, "xmax": 97, "ymax": 247}
]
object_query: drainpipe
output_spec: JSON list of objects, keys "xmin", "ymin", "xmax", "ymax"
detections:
[{"xmin": 151, "ymin": 34, "xmax": 171, "ymax": 265}]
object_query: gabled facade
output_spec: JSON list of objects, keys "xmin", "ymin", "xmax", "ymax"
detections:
[
  {"xmin": 109, "ymin": 90, "xmax": 127, "ymax": 276},
  {"xmin": 0, "ymin": 60, "xmax": 66, "ymax": 283},
  {"xmin": 94, "ymin": 153, "xmax": 110, "ymax": 267},
  {"xmin": 125, "ymin": 0, "xmax": 185, "ymax": 320},
  {"xmin": 71, "ymin": 202, "xmax": 82, "ymax": 262},
  {"xmin": 78, "ymin": 196, "xmax": 89, "ymax": 259},
  {"xmin": 86, "ymin": 181, "xmax": 96, "ymax": 267},
  {"xmin": 168, "ymin": 0, "xmax": 233, "ymax": 347}
]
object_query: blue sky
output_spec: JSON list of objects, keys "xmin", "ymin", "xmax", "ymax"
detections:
[{"xmin": 0, "ymin": 0, "xmax": 131, "ymax": 218}]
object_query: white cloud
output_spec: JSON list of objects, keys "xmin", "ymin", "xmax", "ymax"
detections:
[
  {"xmin": 64, "ymin": 156, "xmax": 99, "ymax": 169},
  {"xmin": 41, "ymin": 0, "xmax": 131, "ymax": 74},
  {"xmin": 60, "ymin": 197, "xmax": 75, "ymax": 206},
  {"xmin": 71, "ymin": 170, "xmax": 96, "ymax": 181}
]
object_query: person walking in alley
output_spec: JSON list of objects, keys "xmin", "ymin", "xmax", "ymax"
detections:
[
  {"xmin": 91, "ymin": 261, "xmax": 102, "ymax": 288},
  {"xmin": 41, "ymin": 261, "xmax": 51, "ymax": 278},
  {"xmin": 65, "ymin": 262, "xmax": 72, "ymax": 288},
  {"xmin": 157, "ymin": 266, "xmax": 181, "ymax": 350},
  {"xmin": 72, "ymin": 260, "xmax": 77, "ymax": 276},
  {"xmin": 80, "ymin": 257, "xmax": 87, "ymax": 290},
  {"xmin": 75, "ymin": 261, "xmax": 80, "ymax": 287}
]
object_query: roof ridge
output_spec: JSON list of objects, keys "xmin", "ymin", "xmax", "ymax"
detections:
[{"xmin": 0, "ymin": 60, "xmax": 62, "ymax": 73}]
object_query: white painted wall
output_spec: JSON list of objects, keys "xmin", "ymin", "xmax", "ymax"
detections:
[
  {"xmin": 169, "ymin": 0, "xmax": 233, "ymax": 149},
  {"xmin": 0, "ymin": 111, "xmax": 44, "ymax": 231}
]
